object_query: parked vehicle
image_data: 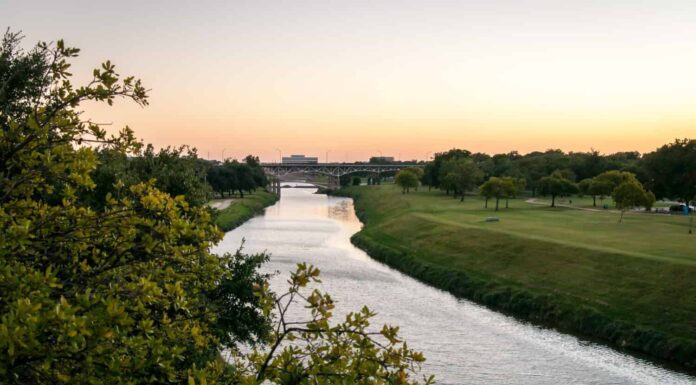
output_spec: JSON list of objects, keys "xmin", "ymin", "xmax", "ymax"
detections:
[{"xmin": 669, "ymin": 204, "xmax": 695, "ymax": 213}]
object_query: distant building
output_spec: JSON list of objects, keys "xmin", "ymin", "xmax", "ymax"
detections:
[
  {"xmin": 282, "ymin": 154, "xmax": 319, "ymax": 164},
  {"xmin": 370, "ymin": 156, "xmax": 395, "ymax": 163}
]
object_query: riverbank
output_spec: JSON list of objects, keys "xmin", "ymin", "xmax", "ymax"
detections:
[
  {"xmin": 337, "ymin": 185, "xmax": 696, "ymax": 370},
  {"xmin": 211, "ymin": 190, "xmax": 279, "ymax": 231}
]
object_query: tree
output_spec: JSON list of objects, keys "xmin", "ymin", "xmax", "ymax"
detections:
[
  {"xmin": 594, "ymin": 170, "xmax": 638, "ymax": 190},
  {"xmin": 405, "ymin": 167, "xmax": 424, "ymax": 190},
  {"xmin": 250, "ymin": 263, "xmax": 432, "ymax": 385},
  {"xmin": 538, "ymin": 171, "xmax": 578, "ymax": 207},
  {"xmin": 612, "ymin": 180, "xmax": 655, "ymax": 222},
  {"xmin": 479, "ymin": 176, "xmax": 524, "ymax": 210},
  {"xmin": 641, "ymin": 138, "xmax": 696, "ymax": 206},
  {"xmin": 440, "ymin": 158, "xmax": 483, "ymax": 201},
  {"xmin": 395, "ymin": 169, "xmax": 419, "ymax": 193},
  {"xmin": 421, "ymin": 148, "xmax": 471, "ymax": 191},
  {"xmin": 421, "ymin": 162, "xmax": 436, "ymax": 191},
  {"xmin": 479, "ymin": 177, "xmax": 510, "ymax": 210},
  {"xmin": 0, "ymin": 32, "xmax": 429, "ymax": 385},
  {"xmin": 85, "ymin": 144, "xmax": 212, "ymax": 208},
  {"xmin": 578, "ymin": 178, "xmax": 613, "ymax": 207},
  {"xmin": 501, "ymin": 176, "xmax": 526, "ymax": 208},
  {"xmin": 245, "ymin": 154, "xmax": 268, "ymax": 188}
]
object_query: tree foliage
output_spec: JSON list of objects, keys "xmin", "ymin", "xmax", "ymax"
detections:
[
  {"xmin": 479, "ymin": 176, "xmax": 525, "ymax": 210},
  {"xmin": 538, "ymin": 171, "xmax": 578, "ymax": 207},
  {"xmin": 420, "ymin": 147, "xmax": 647, "ymax": 197},
  {"xmin": 641, "ymin": 138, "xmax": 696, "ymax": 204},
  {"xmin": 578, "ymin": 178, "xmax": 612, "ymax": 207},
  {"xmin": 0, "ymin": 32, "xmax": 429, "ymax": 385},
  {"xmin": 440, "ymin": 158, "xmax": 483, "ymax": 201},
  {"xmin": 612, "ymin": 180, "xmax": 656, "ymax": 222},
  {"xmin": 395, "ymin": 169, "xmax": 419, "ymax": 194},
  {"xmin": 207, "ymin": 158, "xmax": 267, "ymax": 198},
  {"xmin": 247, "ymin": 263, "xmax": 433, "ymax": 385},
  {"xmin": 84, "ymin": 144, "xmax": 212, "ymax": 209},
  {"xmin": 420, "ymin": 149, "xmax": 471, "ymax": 191}
]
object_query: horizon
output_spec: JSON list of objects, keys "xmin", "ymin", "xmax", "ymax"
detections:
[{"xmin": 5, "ymin": 0, "xmax": 696, "ymax": 161}]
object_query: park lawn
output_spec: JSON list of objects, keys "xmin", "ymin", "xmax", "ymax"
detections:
[
  {"xmin": 213, "ymin": 190, "xmax": 279, "ymax": 231},
  {"xmin": 531, "ymin": 194, "xmax": 675, "ymax": 209},
  {"xmin": 342, "ymin": 184, "xmax": 696, "ymax": 348}
]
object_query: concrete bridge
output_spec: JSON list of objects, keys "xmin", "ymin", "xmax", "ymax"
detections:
[{"xmin": 262, "ymin": 163, "xmax": 420, "ymax": 191}]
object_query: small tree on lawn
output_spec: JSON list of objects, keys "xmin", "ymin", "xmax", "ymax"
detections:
[
  {"xmin": 501, "ymin": 176, "xmax": 526, "ymax": 208},
  {"xmin": 480, "ymin": 177, "xmax": 512, "ymax": 211},
  {"xmin": 538, "ymin": 171, "xmax": 578, "ymax": 207},
  {"xmin": 395, "ymin": 169, "xmax": 419, "ymax": 194},
  {"xmin": 579, "ymin": 178, "xmax": 613, "ymax": 207},
  {"xmin": 594, "ymin": 170, "xmax": 639, "ymax": 206},
  {"xmin": 612, "ymin": 180, "xmax": 655, "ymax": 223}
]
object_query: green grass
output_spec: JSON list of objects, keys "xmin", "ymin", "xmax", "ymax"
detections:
[
  {"xmin": 532, "ymin": 194, "xmax": 674, "ymax": 209},
  {"xmin": 212, "ymin": 191, "xmax": 279, "ymax": 231},
  {"xmin": 340, "ymin": 185, "xmax": 696, "ymax": 367}
]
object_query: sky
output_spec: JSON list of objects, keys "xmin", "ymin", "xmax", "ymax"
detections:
[{"xmin": 4, "ymin": 0, "xmax": 696, "ymax": 162}]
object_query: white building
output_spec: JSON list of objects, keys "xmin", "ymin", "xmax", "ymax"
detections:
[{"xmin": 282, "ymin": 154, "xmax": 319, "ymax": 164}]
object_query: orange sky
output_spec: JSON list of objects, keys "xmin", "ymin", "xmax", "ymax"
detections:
[{"xmin": 6, "ymin": 0, "xmax": 696, "ymax": 161}]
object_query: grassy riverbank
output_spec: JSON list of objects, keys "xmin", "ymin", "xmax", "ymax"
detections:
[
  {"xmin": 211, "ymin": 191, "xmax": 279, "ymax": 231},
  {"xmin": 339, "ymin": 185, "xmax": 696, "ymax": 369}
]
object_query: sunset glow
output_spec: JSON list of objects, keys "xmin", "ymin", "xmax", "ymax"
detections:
[{"xmin": 6, "ymin": 0, "xmax": 696, "ymax": 161}]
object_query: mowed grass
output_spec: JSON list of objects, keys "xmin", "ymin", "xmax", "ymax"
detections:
[
  {"xmin": 213, "ymin": 191, "xmax": 279, "ymax": 231},
  {"xmin": 532, "ymin": 194, "xmax": 674, "ymax": 209},
  {"xmin": 343, "ymin": 185, "xmax": 696, "ymax": 343}
]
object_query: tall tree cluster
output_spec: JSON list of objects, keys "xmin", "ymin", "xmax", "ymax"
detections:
[
  {"xmin": 85, "ymin": 144, "xmax": 212, "ymax": 208},
  {"xmin": 641, "ymin": 139, "xmax": 696, "ymax": 205},
  {"xmin": 207, "ymin": 156, "xmax": 267, "ymax": 198}
]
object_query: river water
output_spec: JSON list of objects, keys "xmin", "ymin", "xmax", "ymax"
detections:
[{"xmin": 212, "ymin": 185, "xmax": 695, "ymax": 385}]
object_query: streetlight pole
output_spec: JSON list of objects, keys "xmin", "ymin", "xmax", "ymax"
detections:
[
  {"xmin": 221, "ymin": 148, "xmax": 226, "ymax": 162},
  {"xmin": 325, "ymin": 150, "xmax": 331, "ymax": 163},
  {"xmin": 275, "ymin": 148, "xmax": 282, "ymax": 164}
]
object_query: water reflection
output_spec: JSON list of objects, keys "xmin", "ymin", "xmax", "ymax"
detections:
[
  {"xmin": 327, "ymin": 199, "xmax": 353, "ymax": 221},
  {"xmin": 212, "ymin": 184, "xmax": 695, "ymax": 385}
]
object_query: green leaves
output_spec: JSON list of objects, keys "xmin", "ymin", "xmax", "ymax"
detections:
[
  {"xmin": 249, "ymin": 263, "xmax": 429, "ymax": 384},
  {"xmin": 612, "ymin": 179, "xmax": 655, "ymax": 222},
  {"xmin": 395, "ymin": 169, "xmax": 420, "ymax": 193}
]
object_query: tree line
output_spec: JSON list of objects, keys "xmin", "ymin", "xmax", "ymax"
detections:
[
  {"xmin": 206, "ymin": 155, "xmax": 268, "ymax": 198},
  {"xmin": 84, "ymin": 145, "xmax": 269, "ymax": 208},
  {"xmin": 418, "ymin": 145, "xmax": 694, "ymax": 205},
  {"xmin": 395, "ymin": 142, "xmax": 696, "ymax": 221}
]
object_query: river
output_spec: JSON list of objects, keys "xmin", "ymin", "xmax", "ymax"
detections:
[{"xmin": 212, "ymin": 185, "xmax": 695, "ymax": 385}]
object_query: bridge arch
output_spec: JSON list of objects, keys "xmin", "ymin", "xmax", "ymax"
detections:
[{"xmin": 261, "ymin": 163, "xmax": 422, "ymax": 190}]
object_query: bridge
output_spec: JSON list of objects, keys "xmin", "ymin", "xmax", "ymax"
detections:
[{"xmin": 261, "ymin": 163, "xmax": 421, "ymax": 192}]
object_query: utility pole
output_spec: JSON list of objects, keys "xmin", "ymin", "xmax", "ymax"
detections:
[{"xmin": 275, "ymin": 148, "xmax": 282, "ymax": 164}]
